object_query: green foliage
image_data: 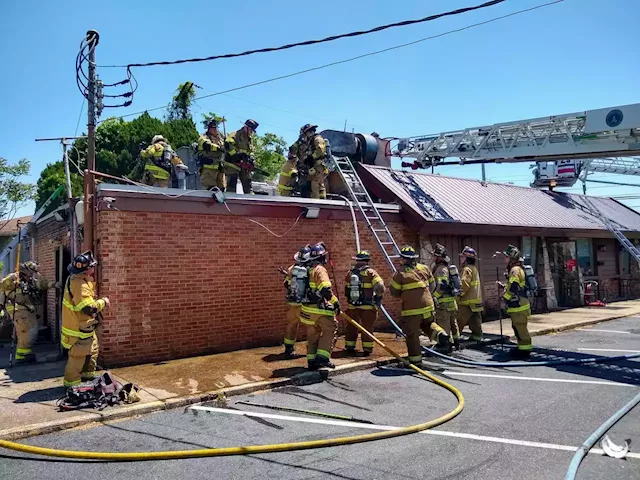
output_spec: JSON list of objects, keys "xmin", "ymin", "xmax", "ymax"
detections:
[
  {"xmin": 167, "ymin": 82, "xmax": 197, "ymax": 121},
  {"xmin": 35, "ymin": 161, "xmax": 83, "ymax": 209},
  {"xmin": 252, "ymin": 133, "xmax": 287, "ymax": 181},
  {"xmin": 0, "ymin": 157, "xmax": 36, "ymax": 220},
  {"xmin": 201, "ymin": 112, "xmax": 227, "ymax": 130}
]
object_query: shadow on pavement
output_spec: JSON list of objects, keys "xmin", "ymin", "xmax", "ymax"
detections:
[
  {"xmin": 0, "ymin": 360, "xmax": 66, "ymax": 384},
  {"xmin": 12, "ymin": 386, "xmax": 66, "ymax": 404},
  {"xmin": 274, "ymin": 386, "xmax": 372, "ymax": 411}
]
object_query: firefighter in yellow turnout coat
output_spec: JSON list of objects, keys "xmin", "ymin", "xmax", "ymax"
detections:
[
  {"xmin": 344, "ymin": 251, "xmax": 385, "ymax": 356},
  {"xmin": 456, "ymin": 246, "xmax": 484, "ymax": 341},
  {"xmin": 139, "ymin": 135, "xmax": 187, "ymax": 188},
  {"xmin": 0, "ymin": 261, "xmax": 57, "ymax": 363},
  {"xmin": 300, "ymin": 243, "xmax": 339, "ymax": 370},
  {"xmin": 61, "ymin": 251, "xmax": 109, "ymax": 388},
  {"xmin": 498, "ymin": 244, "xmax": 533, "ymax": 358},
  {"xmin": 390, "ymin": 246, "xmax": 450, "ymax": 366},
  {"xmin": 289, "ymin": 124, "xmax": 327, "ymax": 199},
  {"xmin": 197, "ymin": 118, "xmax": 227, "ymax": 191},
  {"xmin": 281, "ymin": 246, "xmax": 311, "ymax": 358},
  {"xmin": 431, "ymin": 243, "xmax": 458, "ymax": 351},
  {"xmin": 277, "ymin": 152, "xmax": 299, "ymax": 196},
  {"xmin": 225, "ymin": 119, "xmax": 258, "ymax": 194}
]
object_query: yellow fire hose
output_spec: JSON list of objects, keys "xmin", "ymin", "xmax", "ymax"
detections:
[{"xmin": 0, "ymin": 313, "xmax": 464, "ymax": 461}]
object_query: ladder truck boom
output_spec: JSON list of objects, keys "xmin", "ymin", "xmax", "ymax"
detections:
[{"xmin": 395, "ymin": 103, "xmax": 640, "ymax": 169}]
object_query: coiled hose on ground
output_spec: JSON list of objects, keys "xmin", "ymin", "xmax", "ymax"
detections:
[
  {"xmin": 0, "ymin": 314, "xmax": 464, "ymax": 461},
  {"xmin": 380, "ymin": 305, "xmax": 640, "ymax": 368}
]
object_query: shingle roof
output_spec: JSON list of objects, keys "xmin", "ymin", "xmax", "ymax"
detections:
[
  {"xmin": 360, "ymin": 165, "xmax": 640, "ymax": 232},
  {"xmin": 0, "ymin": 215, "xmax": 33, "ymax": 237}
]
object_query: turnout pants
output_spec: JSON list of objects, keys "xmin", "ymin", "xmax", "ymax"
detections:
[
  {"xmin": 509, "ymin": 309, "xmax": 532, "ymax": 351},
  {"xmin": 199, "ymin": 165, "xmax": 225, "ymax": 191},
  {"xmin": 63, "ymin": 333, "xmax": 99, "ymax": 387},
  {"xmin": 309, "ymin": 162, "xmax": 327, "ymax": 199},
  {"xmin": 344, "ymin": 308, "xmax": 377, "ymax": 353},
  {"xmin": 283, "ymin": 305, "xmax": 301, "ymax": 346},
  {"xmin": 303, "ymin": 313, "xmax": 337, "ymax": 363},
  {"xmin": 401, "ymin": 313, "xmax": 445, "ymax": 364},
  {"xmin": 14, "ymin": 310, "xmax": 38, "ymax": 360},
  {"xmin": 457, "ymin": 305, "xmax": 483, "ymax": 340},
  {"xmin": 227, "ymin": 168, "xmax": 252, "ymax": 194}
]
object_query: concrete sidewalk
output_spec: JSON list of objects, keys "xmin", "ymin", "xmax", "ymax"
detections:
[{"xmin": 2, "ymin": 299, "xmax": 640, "ymax": 440}]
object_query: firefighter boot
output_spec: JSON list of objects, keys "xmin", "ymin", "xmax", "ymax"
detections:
[
  {"xmin": 509, "ymin": 348, "xmax": 531, "ymax": 359},
  {"xmin": 315, "ymin": 356, "xmax": 335, "ymax": 369},
  {"xmin": 284, "ymin": 344, "xmax": 296, "ymax": 359},
  {"xmin": 16, "ymin": 353, "xmax": 37, "ymax": 364},
  {"xmin": 434, "ymin": 331, "xmax": 452, "ymax": 354},
  {"xmin": 452, "ymin": 337, "xmax": 461, "ymax": 350}
]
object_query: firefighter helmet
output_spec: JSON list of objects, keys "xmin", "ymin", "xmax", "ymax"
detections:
[
  {"xmin": 294, "ymin": 245, "xmax": 311, "ymax": 263},
  {"xmin": 399, "ymin": 245, "xmax": 419, "ymax": 259},
  {"xmin": 309, "ymin": 242, "xmax": 328, "ymax": 262},
  {"xmin": 244, "ymin": 119, "xmax": 259, "ymax": 131},
  {"xmin": 459, "ymin": 246, "xmax": 477, "ymax": 259},
  {"xmin": 151, "ymin": 135, "xmax": 167, "ymax": 145},
  {"xmin": 504, "ymin": 244, "xmax": 522, "ymax": 261},
  {"xmin": 207, "ymin": 118, "xmax": 219, "ymax": 128},
  {"xmin": 300, "ymin": 124, "xmax": 318, "ymax": 135},
  {"xmin": 68, "ymin": 251, "xmax": 98, "ymax": 275},
  {"xmin": 19, "ymin": 261, "xmax": 39, "ymax": 274},
  {"xmin": 352, "ymin": 251, "xmax": 371, "ymax": 261},
  {"xmin": 430, "ymin": 243, "xmax": 450, "ymax": 263}
]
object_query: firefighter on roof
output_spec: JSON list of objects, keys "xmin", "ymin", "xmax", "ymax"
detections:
[
  {"xmin": 61, "ymin": 251, "xmax": 109, "ymax": 388},
  {"xmin": 225, "ymin": 119, "xmax": 258, "ymax": 194},
  {"xmin": 497, "ymin": 245, "xmax": 533, "ymax": 358},
  {"xmin": 300, "ymin": 242, "xmax": 339, "ymax": 370},
  {"xmin": 390, "ymin": 246, "xmax": 450, "ymax": 367},
  {"xmin": 138, "ymin": 135, "xmax": 188, "ymax": 188},
  {"xmin": 431, "ymin": 244, "xmax": 460, "ymax": 351},
  {"xmin": 289, "ymin": 124, "xmax": 327, "ymax": 199},
  {"xmin": 281, "ymin": 245, "xmax": 311, "ymax": 358},
  {"xmin": 456, "ymin": 246, "xmax": 484, "ymax": 342},
  {"xmin": 344, "ymin": 251, "xmax": 385, "ymax": 356},
  {"xmin": 197, "ymin": 118, "xmax": 227, "ymax": 191},
  {"xmin": 277, "ymin": 151, "xmax": 299, "ymax": 196},
  {"xmin": 0, "ymin": 261, "xmax": 58, "ymax": 363}
]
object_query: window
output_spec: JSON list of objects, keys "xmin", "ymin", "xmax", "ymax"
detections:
[
  {"xmin": 522, "ymin": 237, "xmax": 538, "ymax": 268},
  {"xmin": 618, "ymin": 240, "xmax": 639, "ymax": 275},
  {"xmin": 576, "ymin": 238, "xmax": 595, "ymax": 276}
]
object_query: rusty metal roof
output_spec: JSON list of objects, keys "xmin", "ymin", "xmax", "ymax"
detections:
[{"xmin": 361, "ymin": 165, "xmax": 640, "ymax": 232}]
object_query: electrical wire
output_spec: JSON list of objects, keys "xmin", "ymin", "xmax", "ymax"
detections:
[
  {"xmin": 100, "ymin": 0, "xmax": 508, "ymax": 69},
  {"xmin": 109, "ymin": 0, "xmax": 563, "ymax": 122},
  {"xmin": 223, "ymin": 201, "xmax": 304, "ymax": 238},
  {"xmin": 74, "ymin": 97, "xmax": 86, "ymax": 137}
]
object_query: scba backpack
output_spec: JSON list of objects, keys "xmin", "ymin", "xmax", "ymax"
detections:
[{"xmin": 57, "ymin": 371, "xmax": 140, "ymax": 411}]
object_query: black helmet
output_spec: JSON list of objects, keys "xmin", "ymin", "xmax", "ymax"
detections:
[
  {"xmin": 352, "ymin": 251, "xmax": 371, "ymax": 262},
  {"xmin": 207, "ymin": 118, "xmax": 219, "ymax": 128},
  {"xmin": 431, "ymin": 243, "xmax": 450, "ymax": 262},
  {"xmin": 244, "ymin": 119, "xmax": 259, "ymax": 131},
  {"xmin": 68, "ymin": 250, "xmax": 97, "ymax": 275},
  {"xmin": 399, "ymin": 245, "xmax": 419, "ymax": 259},
  {"xmin": 300, "ymin": 123, "xmax": 318, "ymax": 135},
  {"xmin": 20, "ymin": 261, "xmax": 39, "ymax": 275}
]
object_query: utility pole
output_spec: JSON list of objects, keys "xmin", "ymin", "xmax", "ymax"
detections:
[
  {"xmin": 34, "ymin": 136, "xmax": 86, "ymax": 257},
  {"xmin": 84, "ymin": 30, "xmax": 99, "ymax": 252}
]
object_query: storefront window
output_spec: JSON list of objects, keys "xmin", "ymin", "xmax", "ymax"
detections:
[
  {"xmin": 576, "ymin": 238, "xmax": 595, "ymax": 276},
  {"xmin": 522, "ymin": 237, "xmax": 537, "ymax": 267}
]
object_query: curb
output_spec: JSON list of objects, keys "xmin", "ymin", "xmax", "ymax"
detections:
[
  {"xmin": 0, "ymin": 357, "xmax": 396, "ymax": 442},
  {"xmin": 1, "ymin": 312, "xmax": 634, "ymax": 441}
]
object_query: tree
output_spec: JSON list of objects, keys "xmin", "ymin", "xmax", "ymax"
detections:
[
  {"xmin": 252, "ymin": 133, "xmax": 287, "ymax": 181},
  {"xmin": 35, "ymin": 161, "xmax": 83, "ymax": 210},
  {"xmin": 167, "ymin": 82, "xmax": 197, "ymax": 121},
  {"xmin": 0, "ymin": 157, "xmax": 36, "ymax": 227}
]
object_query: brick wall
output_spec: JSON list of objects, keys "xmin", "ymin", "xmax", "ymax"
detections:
[
  {"xmin": 32, "ymin": 218, "xmax": 68, "ymax": 339},
  {"xmin": 96, "ymin": 210, "xmax": 416, "ymax": 367}
]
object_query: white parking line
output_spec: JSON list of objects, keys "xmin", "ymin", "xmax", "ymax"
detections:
[
  {"xmin": 441, "ymin": 371, "xmax": 636, "ymax": 387},
  {"xmin": 577, "ymin": 348, "xmax": 640, "ymax": 353},
  {"xmin": 189, "ymin": 406, "xmax": 640, "ymax": 459},
  {"xmin": 578, "ymin": 329, "xmax": 632, "ymax": 334}
]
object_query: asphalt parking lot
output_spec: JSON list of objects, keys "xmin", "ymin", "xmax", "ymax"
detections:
[{"xmin": 1, "ymin": 317, "xmax": 639, "ymax": 480}]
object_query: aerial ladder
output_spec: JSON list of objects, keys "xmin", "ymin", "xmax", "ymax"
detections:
[{"xmin": 327, "ymin": 104, "xmax": 640, "ymax": 266}]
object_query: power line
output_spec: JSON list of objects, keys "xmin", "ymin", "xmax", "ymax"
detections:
[
  {"xmin": 74, "ymin": 97, "xmax": 86, "ymax": 137},
  {"xmin": 108, "ymin": 1, "xmax": 562, "ymax": 123},
  {"xmin": 100, "ymin": 0, "xmax": 509, "ymax": 69}
]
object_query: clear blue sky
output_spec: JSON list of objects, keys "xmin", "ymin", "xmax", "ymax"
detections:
[{"xmin": 2, "ymin": 0, "xmax": 639, "ymax": 216}]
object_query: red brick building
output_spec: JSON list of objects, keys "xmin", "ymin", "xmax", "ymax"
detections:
[{"xmin": 16, "ymin": 166, "xmax": 640, "ymax": 367}]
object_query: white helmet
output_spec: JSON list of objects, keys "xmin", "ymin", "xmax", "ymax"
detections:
[{"xmin": 151, "ymin": 135, "xmax": 167, "ymax": 145}]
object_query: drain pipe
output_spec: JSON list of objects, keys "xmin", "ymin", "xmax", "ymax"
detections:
[{"xmin": 565, "ymin": 391, "xmax": 640, "ymax": 480}]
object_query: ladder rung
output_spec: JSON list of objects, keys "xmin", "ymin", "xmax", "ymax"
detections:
[
  {"xmin": 373, "ymin": 229, "xmax": 387, "ymax": 232},
  {"xmin": 388, "ymin": 255, "xmax": 401, "ymax": 259},
  {"xmin": 380, "ymin": 242, "xmax": 394, "ymax": 245},
  {"xmin": 366, "ymin": 216, "xmax": 381, "ymax": 220}
]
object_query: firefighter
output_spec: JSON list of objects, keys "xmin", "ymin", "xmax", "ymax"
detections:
[
  {"xmin": 300, "ymin": 242, "xmax": 339, "ymax": 370},
  {"xmin": 61, "ymin": 251, "xmax": 109, "ymax": 388},
  {"xmin": 390, "ymin": 246, "xmax": 451, "ymax": 366},
  {"xmin": 197, "ymin": 118, "xmax": 227, "ymax": 191},
  {"xmin": 281, "ymin": 245, "xmax": 311, "ymax": 358},
  {"xmin": 344, "ymin": 251, "xmax": 385, "ymax": 356},
  {"xmin": 497, "ymin": 244, "xmax": 532, "ymax": 358},
  {"xmin": 0, "ymin": 261, "xmax": 58, "ymax": 363},
  {"xmin": 431, "ymin": 244, "xmax": 460, "ymax": 349},
  {"xmin": 138, "ymin": 135, "xmax": 188, "ymax": 188},
  {"xmin": 277, "ymin": 151, "xmax": 299, "ymax": 196},
  {"xmin": 225, "ymin": 119, "xmax": 258, "ymax": 194},
  {"xmin": 457, "ymin": 246, "xmax": 484, "ymax": 341},
  {"xmin": 289, "ymin": 124, "xmax": 327, "ymax": 199}
]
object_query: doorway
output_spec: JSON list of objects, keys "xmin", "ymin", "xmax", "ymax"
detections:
[{"xmin": 549, "ymin": 241, "xmax": 581, "ymax": 307}]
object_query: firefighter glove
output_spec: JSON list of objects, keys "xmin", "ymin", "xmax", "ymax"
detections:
[
  {"xmin": 308, "ymin": 167, "xmax": 316, "ymax": 176},
  {"xmin": 374, "ymin": 295, "xmax": 382, "ymax": 307}
]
